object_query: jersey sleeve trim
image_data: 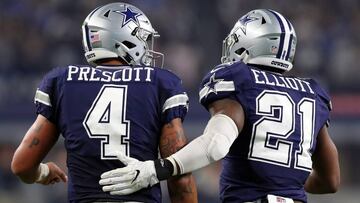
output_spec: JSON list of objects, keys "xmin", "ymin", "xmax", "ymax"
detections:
[
  {"xmin": 34, "ymin": 89, "xmax": 52, "ymax": 107},
  {"xmin": 162, "ymin": 93, "xmax": 189, "ymax": 113},
  {"xmin": 199, "ymin": 81, "xmax": 235, "ymax": 102}
]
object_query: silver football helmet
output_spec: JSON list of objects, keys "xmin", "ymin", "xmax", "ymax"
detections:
[
  {"xmin": 221, "ymin": 9, "xmax": 297, "ymax": 72},
  {"xmin": 82, "ymin": 3, "xmax": 163, "ymax": 66}
]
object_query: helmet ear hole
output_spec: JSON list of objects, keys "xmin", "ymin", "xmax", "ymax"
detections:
[
  {"xmin": 122, "ymin": 41, "xmax": 136, "ymax": 49},
  {"xmin": 235, "ymin": 48, "xmax": 246, "ymax": 55}
]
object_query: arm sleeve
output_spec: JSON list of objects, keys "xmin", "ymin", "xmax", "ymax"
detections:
[
  {"xmin": 159, "ymin": 70, "xmax": 189, "ymax": 124},
  {"xmin": 170, "ymin": 114, "xmax": 238, "ymax": 174}
]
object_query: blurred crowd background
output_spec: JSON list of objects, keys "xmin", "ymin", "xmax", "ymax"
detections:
[{"xmin": 0, "ymin": 0, "xmax": 359, "ymax": 202}]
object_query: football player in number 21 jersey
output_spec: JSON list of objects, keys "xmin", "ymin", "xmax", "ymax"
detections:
[
  {"xmin": 99, "ymin": 9, "xmax": 340, "ymax": 203},
  {"xmin": 11, "ymin": 3, "xmax": 197, "ymax": 203}
]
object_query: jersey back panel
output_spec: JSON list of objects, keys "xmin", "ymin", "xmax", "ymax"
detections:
[
  {"xmin": 199, "ymin": 62, "xmax": 331, "ymax": 203},
  {"xmin": 35, "ymin": 65, "xmax": 188, "ymax": 203}
]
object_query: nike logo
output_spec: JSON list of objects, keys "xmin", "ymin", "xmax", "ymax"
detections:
[{"xmin": 131, "ymin": 170, "xmax": 140, "ymax": 183}]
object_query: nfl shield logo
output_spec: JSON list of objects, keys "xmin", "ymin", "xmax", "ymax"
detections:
[{"xmin": 271, "ymin": 46, "xmax": 278, "ymax": 54}]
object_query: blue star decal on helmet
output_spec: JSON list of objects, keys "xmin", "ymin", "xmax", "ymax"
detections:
[
  {"xmin": 113, "ymin": 7, "xmax": 142, "ymax": 27},
  {"xmin": 204, "ymin": 74, "xmax": 224, "ymax": 97},
  {"xmin": 239, "ymin": 14, "xmax": 259, "ymax": 35}
]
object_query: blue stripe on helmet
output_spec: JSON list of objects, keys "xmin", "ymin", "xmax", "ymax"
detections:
[
  {"xmin": 269, "ymin": 10, "xmax": 285, "ymax": 59},
  {"xmin": 84, "ymin": 24, "xmax": 92, "ymax": 51},
  {"xmin": 278, "ymin": 33, "xmax": 285, "ymax": 59},
  {"xmin": 285, "ymin": 34, "xmax": 293, "ymax": 60},
  {"xmin": 285, "ymin": 18, "xmax": 292, "ymax": 31}
]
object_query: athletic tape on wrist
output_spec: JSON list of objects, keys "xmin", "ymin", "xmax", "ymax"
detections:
[{"xmin": 35, "ymin": 163, "xmax": 49, "ymax": 183}]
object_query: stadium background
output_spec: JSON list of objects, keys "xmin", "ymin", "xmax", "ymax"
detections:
[{"xmin": 0, "ymin": 0, "xmax": 359, "ymax": 202}]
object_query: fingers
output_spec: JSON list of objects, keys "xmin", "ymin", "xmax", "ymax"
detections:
[
  {"xmin": 115, "ymin": 151, "xmax": 138, "ymax": 165},
  {"xmin": 99, "ymin": 173, "xmax": 135, "ymax": 185},
  {"xmin": 100, "ymin": 163, "xmax": 142, "ymax": 196},
  {"xmin": 101, "ymin": 167, "xmax": 134, "ymax": 179},
  {"xmin": 54, "ymin": 177, "xmax": 60, "ymax": 183},
  {"xmin": 102, "ymin": 181, "xmax": 141, "ymax": 195},
  {"xmin": 39, "ymin": 162, "xmax": 67, "ymax": 185},
  {"xmin": 51, "ymin": 163, "xmax": 68, "ymax": 183},
  {"xmin": 40, "ymin": 176, "xmax": 60, "ymax": 185},
  {"xmin": 50, "ymin": 177, "xmax": 60, "ymax": 184},
  {"xmin": 102, "ymin": 182, "xmax": 130, "ymax": 192},
  {"xmin": 59, "ymin": 171, "xmax": 68, "ymax": 182}
]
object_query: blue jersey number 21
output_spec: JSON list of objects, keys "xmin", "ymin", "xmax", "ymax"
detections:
[{"xmin": 249, "ymin": 90, "xmax": 315, "ymax": 172}]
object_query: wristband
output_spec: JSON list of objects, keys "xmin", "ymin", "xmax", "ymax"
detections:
[
  {"xmin": 154, "ymin": 159, "xmax": 174, "ymax": 181},
  {"xmin": 35, "ymin": 163, "xmax": 50, "ymax": 183},
  {"xmin": 167, "ymin": 156, "xmax": 178, "ymax": 176}
]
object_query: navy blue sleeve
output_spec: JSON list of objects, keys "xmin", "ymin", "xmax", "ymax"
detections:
[
  {"xmin": 158, "ymin": 70, "xmax": 189, "ymax": 124},
  {"xmin": 34, "ymin": 67, "xmax": 65, "ymax": 123},
  {"xmin": 199, "ymin": 63, "xmax": 238, "ymax": 109},
  {"xmin": 307, "ymin": 79, "xmax": 332, "ymax": 127}
]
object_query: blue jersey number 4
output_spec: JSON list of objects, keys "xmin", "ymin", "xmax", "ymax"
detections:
[{"xmin": 83, "ymin": 84, "xmax": 130, "ymax": 160}]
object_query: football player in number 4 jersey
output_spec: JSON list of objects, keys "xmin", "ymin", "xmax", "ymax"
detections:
[
  {"xmin": 99, "ymin": 9, "xmax": 340, "ymax": 203},
  {"xmin": 11, "ymin": 3, "xmax": 197, "ymax": 203}
]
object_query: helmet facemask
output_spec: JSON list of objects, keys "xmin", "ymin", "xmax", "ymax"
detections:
[
  {"xmin": 134, "ymin": 27, "xmax": 164, "ymax": 67},
  {"xmin": 221, "ymin": 34, "xmax": 236, "ymax": 63},
  {"xmin": 221, "ymin": 33, "xmax": 250, "ymax": 64}
]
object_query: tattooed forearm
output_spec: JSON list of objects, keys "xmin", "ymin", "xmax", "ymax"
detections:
[
  {"xmin": 27, "ymin": 121, "xmax": 45, "ymax": 148},
  {"xmin": 169, "ymin": 182, "xmax": 194, "ymax": 197},
  {"xmin": 28, "ymin": 137, "xmax": 40, "ymax": 148},
  {"xmin": 168, "ymin": 174, "xmax": 197, "ymax": 202},
  {"xmin": 160, "ymin": 123, "xmax": 187, "ymax": 156},
  {"xmin": 160, "ymin": 137, "xmax": 180, "ymax": 156},
  {"xmin": 162, "ymin": 120, "xmax": 198, "ymax": 202}
]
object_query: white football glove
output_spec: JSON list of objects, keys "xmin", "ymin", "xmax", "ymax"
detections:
[{"xmin": 99, "ymin": 152, "xmax": 159, "ymax": 195}]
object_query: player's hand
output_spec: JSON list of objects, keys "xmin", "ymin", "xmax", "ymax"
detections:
[
  {"xmin": 99, "ymin": 152, "xmax": 159, "ymax": 195},
  {"xmin": 36, "ymin": 162, "xmax": 68, "ymax": 185}
]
